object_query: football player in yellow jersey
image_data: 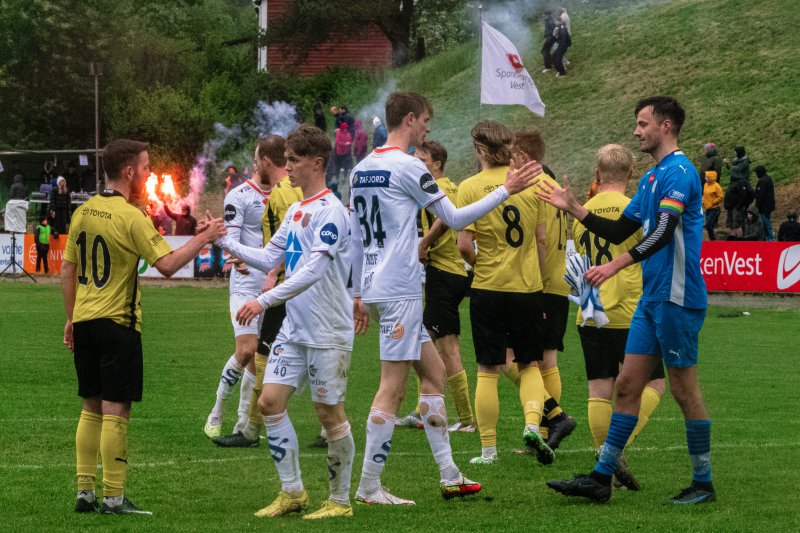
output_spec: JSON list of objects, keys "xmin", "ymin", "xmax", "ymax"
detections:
[
  {"xmin": 512, "ymin": 131, "xmax": 577, "ymax": 450},
  {"xmin": 62, "ymin": 139, "xmax": 225, "ymax": 515},
  {"xmin": 456, "ymin": 121, "xmax": 554, "ymax": 465},
  {"xmin": 414, "ymin": 141, "xmax": 475, "ymax": 432},
  {"xmin": 572, "ymin": 144, "xmax": 665, "ymax": 490},
  {"xmin": 212, "ymin": 136, "xmax": 304, "ymax": 448}
]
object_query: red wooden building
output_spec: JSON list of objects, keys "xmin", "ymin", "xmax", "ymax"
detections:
[{"xmin": 265, "ymin": 0, "xmax": 393, "ymax": 75}]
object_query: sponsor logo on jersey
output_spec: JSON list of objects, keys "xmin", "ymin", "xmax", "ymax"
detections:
[
  {"xmin": 366, "ymin": 253, "xmax": 379, "ymax": 266},
  {"xmin": 391, "ymin": 323, "xmax": 405, "ymax": 339},
  {"xmin": 273, "ymin": 344, "xmax": 284, "ymax": 355},
  {"xmin": 285, "ymin": 231, "xmax": 303, "ymax": 270},
  {"xmin": 149, "ymin": 234, "xmax": 164, "ymax": 246},
  {"xmin": 353, "ymin": 170, "xmax": 391, "ymax": 188},
  {"xmin": 777, "ymin": 244, "xmax": 800, "ymax": 290},
  {"xmin": 668, "ymin": 189, "xmax": 686, "ymax": 202},
  {"xmin": 648, "ymin": 173, "xmax": 655, "ymax": 183},
  {"xmin": 309, "ymin": 365, "xmax": 318, "ymax": 377},
  {"xmin": 224, "ymin": 204, "xmax": 237, "ymax": 221},
  {"xmin": 81, "ymin": 207, "xmax": 112, "ymax": 219},
  {"xmin": 320, "ymin": 223, "xmax": 339, "ymax": 245},
  {"xmin": 419, "ymin": 173, "xmax": 439, "ymax": 194},
  {"xmin": 293, "ymin": 210, "xmax": 303, "ymax": 222}
]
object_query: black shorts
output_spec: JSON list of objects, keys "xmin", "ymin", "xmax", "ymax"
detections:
[
  {"xmin": 257, "ymin": 303, "xmax": 287, "ymax": 354},
  {"xmin": 542, "ymin": 293, "xmax": 569, "ymax": 351},
  {"xmin": 470, "ymin": 289, "xmax": 544, "ymax": 366},
  {"xmin": 73, "ymin": 319, "xmax": 143, "ymax": 403},
  {"xmin": 578, "ymin": 326, "xmax": 665, "ymax": 381},
  {"xmin": 423, "ymin": 265, "xmax": 469, "ymax": 339}
]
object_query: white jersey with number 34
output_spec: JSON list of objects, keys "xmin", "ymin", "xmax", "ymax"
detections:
[{"xmin": 349, "ymin": 146, "xmax": 444, "ymax": 302}]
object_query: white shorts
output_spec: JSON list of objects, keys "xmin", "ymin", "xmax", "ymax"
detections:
[
  {"xmin": 265, "ymin": 336, "xmax": 352, "ymax": 406},
  {"xmin": 230, "ymin": 292, "xmax": 264, "ymax": 337},
  {"xmin": 366, "ymin": 299, "xmax": 431, "ymax": 361}
]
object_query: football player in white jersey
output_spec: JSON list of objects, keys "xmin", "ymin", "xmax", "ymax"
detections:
[
  {"xmin": 350, "ymin": 92, "xmax": 544, "ymax": 505},
  {"xmin": 215, "ymin": 125, "xmax": 355, "ymax": 520},
  {"xmin": 204, "ymin": 152, "xmax": 269, "ymax": 438}
]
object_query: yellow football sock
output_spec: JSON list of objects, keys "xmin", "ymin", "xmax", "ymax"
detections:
[
  {"xmin": 541, "ymin": 366, "xmax": 562, "ymax": 404},
  {"xmin": 475, "ymin": 373, "xmax": 499, "ymax": 447},
  {"xmin": 247, "ymin": 353, "xmax": 268, "ymax": 432},
  {"xmin": 628, "ymin": 386, "xmax": 662, "ymax": 445},
  {"xmin": 504, "ymin": 363, "xmax": 521, "ymax": 387},
  {"xmin": 100, "ymin": 415, "xmax": 128, "ymax": 498},
  {"xmin": 519, "ymin": 366, "xmax": 544, "ymax": 426},
  {"xmin": 447, "ymin": 370, "xmax": 474, "ymax": 425},
  {"xmin": 588, "ymin": 398, "xmax": 613, "ymax": 448},
  {"xmin": 76, "ymin": 410, "xmax": 102, "ymax": 491}
]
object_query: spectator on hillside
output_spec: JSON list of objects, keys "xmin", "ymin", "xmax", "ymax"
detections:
[
  {"xmin": 754, "ymin": 165, "xmax": 775, "ymax": 241},
  {"xmin": 354, "ymin": 119, "xmax": 369, "ymax": 162},
  {"xmin": 49, "ymin": 176, "xmax": 71, "ymax": 235},
  {"xmin": 314, "ymin": 102, "xmax": 327, "ymax": 132},
  {"xmin": 777, "ymin": 211, "xmax": 800, "ymax": 241},
  {"xmin": 372, "ymin": 116, "xmax": 387, "ymax": 149},
  {"xmin": 739, "ymin": 206, "xmax": 766, "ymax": 241},
  {"xmin": 81, "ymin": 159, "xmax": 97, "ymax": 193},
  {"xmin": 553, "ymin": 8, "xmax": 572, "ymax": 77},
  {"xmin": 334, "ymin": 122, "xmax": 353, "ymax": 178},
  {"xmin": 699, "ymin": 143, "xmax": 723, "ymax": 191},
  {"xmin": 702, "ymin": 169, "xmax": 723, "ymax": 240},
  {"xmin": 164, "ymin": 203, "xmax": 197, "ymax": 236},
  {"xmin": 9, "ymin": 174, "xmax": 27, "ymax": 200},
  {"xmin": 64, "ymin": 161, "xmax": 81, "ymax": 194},
  {"xmin": 541, "ymin": 11, "xmax": 557, "ymax": 72},
  {"xmin": 339, "ymin": 105, "xmax": 356, "ymax": 138},
  {"xmin": 725, "ymin": 145, "xmax": 751, "ymax": 183}
]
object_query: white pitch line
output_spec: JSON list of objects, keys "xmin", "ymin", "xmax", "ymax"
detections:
[{"xmin": 0, "ymin": 440, "xmax": 794, "ymax": 471}]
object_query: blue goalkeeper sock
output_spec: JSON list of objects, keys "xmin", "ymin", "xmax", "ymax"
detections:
[
  {"xmin": 686, "ymin": 419, "xmax": 712, "ymax": 483},
  {"xmin": 593, "ymin": 412, "xmax": 638, "ymax": 478}
]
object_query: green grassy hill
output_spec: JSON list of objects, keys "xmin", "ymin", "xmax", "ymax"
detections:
[{"xmin": 338, "ymin": 0, "xmax": 800, "ymax": 193}]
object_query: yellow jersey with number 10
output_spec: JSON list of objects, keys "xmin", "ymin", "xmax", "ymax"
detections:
[
  {"xmin": 64, "ymin": 191, "xmax": 172, "ymax": 332},
  {"xmin": 572, "ymin": 190, "xmax": 642, "ymax": 328},
  {"xmin": 457, "ymin": 166, "xmax": 546, "ymax": 293}
]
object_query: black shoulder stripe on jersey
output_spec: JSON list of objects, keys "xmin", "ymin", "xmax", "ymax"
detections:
[
  {"xmin": 267, "ymin": 205, "xmax": 278, "ymax": 237},
  {"xmin": 128, "ymin": 262, "xmax": 139, "ymax": 330}
]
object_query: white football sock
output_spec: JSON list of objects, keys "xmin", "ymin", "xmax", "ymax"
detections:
[
  {"xmin": 324, "ymin": 421, "xmax": 354, "ymax": 505},
  {"xmin": 264, "ymin": 411, "xmax": 303, "ymax": 494},
  {"xmin": 235, "ymin": 368, "xmax": 255, "ymax": 432},
  {"xmin": 211, "ymin": 355, "xmax": 243, "ymax": 420},
  {"xmin": 420, "ymin": 394, "xmax": 459, "ymax": 481},
  {"xmin": 358, "ymin": 407, "xmax": 396, "ymax": 495}
]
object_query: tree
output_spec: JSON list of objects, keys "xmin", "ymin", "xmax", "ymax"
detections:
[{"xmin": 265, "ymin": 0, "xmax": 416, "ymax": 68}]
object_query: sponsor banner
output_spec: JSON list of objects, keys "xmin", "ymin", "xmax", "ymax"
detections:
[
  {"xmin": 0, "ymin": 233, "xmax": 25, "ymax": 270},
  {"xmin": 194, "ymin": 243, "xmax": 233, "ymax": 279},
  {"xmin": 138, "ymin": 236, "xmax": 193, "ymax": 278},
  {"xmin": 701, "ymin": 241, "xmax": 800, "ymax": 293},
  {"xmin": 22, "ymin": 234, "xmax": 67, "ymax": 273}
]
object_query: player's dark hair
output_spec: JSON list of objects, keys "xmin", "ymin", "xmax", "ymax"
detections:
[
  {"xmin": 635, "ymin": 96, "xmax": 685, "ymax": 136},
  {"xmin": 513, "ymin": 130, "xmax": 545, "ymax": 162},
  {"xmin": 102, "ymin": 139, "xmax": 149, "ymax": 181},
  {"xmin": 257, "ymin": 135, "xmax": 286, "ymax": 167},
  {"xmin": 385, "ymin": 92, "xmax": 433, "ymax": 131},
  {"xmin": 418, "ymin": 141, "xmax": 448, "ymax": 171},
  {"xmin": 286, "ymin": 125, "xmax": 331, "ymax": 169},
  {"xmin": 471, "ymin": 120, "xmax": 515, "ymax": 168}
]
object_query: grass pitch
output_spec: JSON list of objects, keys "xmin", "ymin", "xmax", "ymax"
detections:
[{"xmin": 1, "ymin": 283, "xmax": 799, "ymax": 531}]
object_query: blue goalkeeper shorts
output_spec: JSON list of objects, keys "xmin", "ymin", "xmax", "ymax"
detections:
[{"xmin": 625, "ymin": 300, "xmax": 706, "ymax": 368}]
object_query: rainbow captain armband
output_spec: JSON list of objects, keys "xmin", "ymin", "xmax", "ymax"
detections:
[{"xmin": 659, "ymin": 197, "xmax": 685, "ymax": 216}]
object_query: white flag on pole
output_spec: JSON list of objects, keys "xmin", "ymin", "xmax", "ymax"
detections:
[{"xmin": 481, "ymin": 21, "xmax": 545, "ymax": 117}]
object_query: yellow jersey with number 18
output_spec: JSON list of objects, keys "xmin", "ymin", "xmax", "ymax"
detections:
[
  {"xmin": 572, "ymin": 190, "xmax": 642, "ymax": 328},
  {"xmin": 64, "ymin": 191, "xmax": 172, "ymax": 332},
  {"xmin": 457, "ymin": 166, "xmax": 546, "ymax": 293}
]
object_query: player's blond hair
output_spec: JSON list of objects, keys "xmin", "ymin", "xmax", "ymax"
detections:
[
  {"xmin": 471, "ymin": 120, "xmax": 515, "ymax": 168},
  {"xmin": 595, "ymin": 144, "xmax": 632, "ymax": 184}
]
